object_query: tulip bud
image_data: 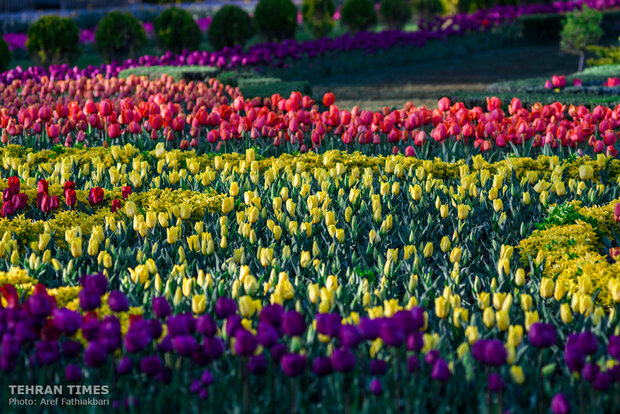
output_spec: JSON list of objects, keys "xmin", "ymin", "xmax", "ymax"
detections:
[{"xmin": 540, "ymin": 278, "xmax": 554, "ymax": 299}]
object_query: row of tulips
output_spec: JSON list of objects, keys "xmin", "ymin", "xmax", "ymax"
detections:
[
  {"xmin": 2, "ymin": 0, "xmax": 620, "ymax": 85},
  {"xmin": 0, "ymin": 144, "xmax": 619, "ymax": 410},
  {"xmin": 2, "ymin": 77, "xmax": 620, "ymax": 159}
]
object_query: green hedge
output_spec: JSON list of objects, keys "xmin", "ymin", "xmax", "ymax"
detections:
[{"xmin": 449, "ymin": 91, "xmax": 620, "ymax": 109}]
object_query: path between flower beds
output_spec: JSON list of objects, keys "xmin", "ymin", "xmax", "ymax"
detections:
[{"xmin": 314, "ymin": 45, "xmax": 578, "ymax": 111}]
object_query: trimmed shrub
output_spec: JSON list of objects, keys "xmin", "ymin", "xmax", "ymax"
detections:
[
  {"xmin": 95, "ymin": 12, "xmax": 146, "ymax": 63},
  {"xmin": 0, "ymin": 37, "xmax": 11, "ymax": 72},
  {"xmin": 340, "ymin": 0, "xmax": 377, "ymax": 33},
  {"xmin": 154, "ymin": 8, "xmax": 201, "ymax": 53},
  {"xmin": 254, "ymin": 0, "xmax": 298, "ymax": 42},
  {"xmin": 560, "ymin": 5, "xmax": 603, "ymax": 72},
  {"xmin": 380, "ymin": 0, "xmax": 412, "ymax": 30},
  {"xmin": 26, "ymin": 16, "xmax": 81, "ymax": 66},
  {"xmin": 208, "ymin": 6, "xmax": 254, "ymax": 51},
  {"xmin": 302, "ymin": 0, "xmax": 336, "ymax": 39}
]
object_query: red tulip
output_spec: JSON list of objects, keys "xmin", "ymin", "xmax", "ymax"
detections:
[
  {"xmin": 322, "ymin": 92, "xmax": 335, "ymax": 107},
  {"xmin": 110, "ymin": 199, "xmax": 121, "ymax": 213},
  {"xmin": 88, "ymin": 187, "xmax": 104, "ymax": 206},
  {"xmin": 65, "ymin": 189, "xmax": 77, "ymax": 208},
  {"xmin": 122, "ymin": 186, "xmax": 132, "ymax": 200},
  {"xmin": 1, "ymin": 200, "xmax": 15, "ymax": 217}
]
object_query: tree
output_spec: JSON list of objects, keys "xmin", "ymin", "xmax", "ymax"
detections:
[{"xmin": 560, "ymin": 6, "xmax": 603, "ymax": 72}]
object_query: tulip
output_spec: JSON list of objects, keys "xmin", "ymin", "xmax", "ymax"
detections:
[
  {"xmin": 528, "ymin": 323, "xmax": 556, "ymax": 348},
  {"xmin": 280, "ymin": 353, "xmax": 306, "ymax": 377},
  {"xmin": 551, "ymin": 393, "xmax": 570, "ymax": 414}
]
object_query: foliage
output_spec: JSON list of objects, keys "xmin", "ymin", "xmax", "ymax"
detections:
[
  {"xmin": 340, "ymin": 0, "xmax": 377, "ymax": 33},
  {"xmin": 302, "ymin": 0, "xmax": 337, "ymax": 38},
  {"xmin": 207, "ymin": 6, "xmax": 254, "ymax": 51},
  {"xmin": 154, "ymin": 7, "xmax": 201, "ymax": 54},
  {"xmin": 25, "ymin": 16, "xmax": 81, "ymax": 66},
  {"xmin": 587, "ymin": 43, "xmax": 620, "ymax": 67},
  {"xmin": 95, "ymin": 12, "xmax": 147, "ymax": 63},
  {"xmin": 380, "ymin": 0, "xmax": 412, "ymax": 30},
  {"xmin": 560, "ymin": 5, "xmax": 603, "ymax": 71},
  {"xmin": 0, "ymin": 37, "xmax": 11, "ymax": 72},
  {"xmin": 253, "ymin": 0, "xmax": 298, "ymax": 42}
]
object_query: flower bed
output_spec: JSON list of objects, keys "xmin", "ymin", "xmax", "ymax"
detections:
[
  {"xmin": 1, "ymin": 77, "xmax": 620, "ymax": 159},
  {"xmin": 0, "ymin": 143, "xmax": 619, "ymax": 411},
  {"xmin": 3, "ymin": 0, "xmax": 620, "ymax": 85}
]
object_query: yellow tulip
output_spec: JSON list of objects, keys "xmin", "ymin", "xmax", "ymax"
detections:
[
  {"xmin": 222, "ymin": 197, "xmax": 234, "ymax": 214},
  {"xmin": 457, "ymin": 204, "xmax": 470, "ymax": 220},
  {"xmin": 496, "ymin": 310, "xmax": 510, "ymax": 331},
  {"xmin": 435, "ymin": 297, "xmax": 449, "ymax": 319},
  {"xmin": 423, "ymin": 242, "xmax": 434, "ymax": 258},
  {"xmin": 510, "ymin": 365, "xmax": 525, "ymax": 384},
  {"xmin": 515, "ymin": 268, "xmax": 525, "ymax": 287},
  {"xmin": 465, "ymin": 326, "xmax": 478, "ymax": 345},
  {"xmin": 507, "ymin": 325, "xmax": 523, "ymax": 347},
  {"xmin": 560, "ymin": 303, "xmax": 573, "ymax": 324},
  {"xmin": 440, "ymin": 236, "xmax": 451, "ymax": 252},
  {"xmin": 192, "ymin": 295, "xmax": 207, "ymax": 314},
  {"xmin": 540, "ymin": 278, "xmax": 554, "ymax": 299},
  {"xmin": 449, "ymin": 247, "xmax": 462, "ymax": 264},
  {"xmin": 239, "ymin": 295, "xmax": 256, "ymax": 318},
  {"xmin": 70, "ymin": 239, "xmax": 82, "ymax": 258},
  {"xmin": 483, "ymin": 307, "xmax": 495, "ymax": 328}
]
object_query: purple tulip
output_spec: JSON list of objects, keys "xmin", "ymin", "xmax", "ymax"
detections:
[
  {"xmin": 117, "ymin": 357, "xmax": 132, "ymax": 375},
  {"xmin": 124, "ymin": 320, "xmax": 152, "ymax": 353},
  {"xmin": 425, "ymin": 350, "xmax": 440, "ymax": 365},
  {"xmin": 167, "ymin": 314, "xmax": 196, "ymax": 337},
  {"xmin": 84, "ymin": 342, "xmax": 107, "ymax": 367},
  {"xmin": 215, "ymin": 297, "xmax": 237, "ymax": 319},
  {"xmin": 158, "ymin": 335, "xmax": 173, "ymax": 353},
  {"xmin": 577, "ymin": 332, "xmax": 598, "ymax": 355},
  {"xmin": 280, "ymin": 353, "xmax": 306, "ymax": 377},
  {"xmin": 257, "ymin": 322, "xmax": 279, "ymax": 348},
  {"xmin": 234, "ymin": 329, "xmax": 257, "ymax": 356},
  {"xmin": 608, "ymin": 335, "xmax": 620, "ymax": 359},
  {"xmin": 248, "ymin": 355, "xmax": 267, "ymax": 375},
  {"xmin": 271, "ymin": 343, "xmax": 286, "ymax": 363},
  {"xmin": 551, "ymin": 393, "xmax": 570, "ymax": 414},
  {"xmin": 140, "ymin": 355, "xmax": 162, "ymax": 377},
  {"xmin": 359, "ymin": 317, "xmax": 380, "ymax": 340},
  {"xmin": 316, "ymin": 313, "xmax": 341, "ymax": 337},
  {"xmin": 369, "ymin": 378, "xmax": 383, "ymax": 395},
  {"xmin": 406, "ymin": 330, "xmax": 424, "ymax": 351},
  {"xmin": 370, "ymin": 359, "xmax": 388, "ymax": 376},
  {"xmin": 147, "ymin": 319, "xmax": 163, "ymax": 340},
  {"xmin": 528, "ymin": 323, "xmax": 556, "ymax": 348},
  {"xmin": 108, "ymin": 290, "xmax": 129, "ymax": 312},
  {"xmin": 339, "ymin": 324, "xmax": 362, "ymax": 348},
  {"xmin": 15, "ymin": 321, "xmax": 36, "ymax": 344},
  {"xmin": 564, "ymin": 346, "xmax": 585, "ymax": 372},
  {"xmin": 225, "ymin": 315, "xmax": 242, "ymax": 337},
  {"xmin": 79, "ymin": 289, "xmax": 102, "ymax": 311},
  {"xmin": 173, "ymin": 335, "xmax": 199, "ymax": 356},
  {"xmin": 380, "ymin": 318, "xmax": 405, "ymax": 347},
  {"xmin": 80, "ymin": 273, "xmax": 108, "ymax": 296},
  {"xmin": 407, "ymin": 354, "xmax": 420, "ymax": 373},
  {"xmin": 593, "ymin": 371, "xmax": 611, "ymax": 391},
  {"xmin": 203, "ymin": 337, "xmax": 224, "ymax": 361},
  {"xmin": 488, "ymin": 373, "xmax": 505, "ymax": 393},
  {"xmin": 259, "ymin": 304, "xmax": 284, "ymax": 328},
  {"xmin": 152, "ymin": 297, "xmax": 171, "ymax": 319},
  {"xmin": 331, "ymin": 348, "xmax": 356, "ymax": 373},
  {"xmin": 582, "ymin": 363, "xmax": 600, "ymax": 382},
  {"xmin": 312, "ymin": 356, "xmax": 333, "ymax": 377},
  {"xmin": 484, "ymin": 340, "xmax": 507, "ymax": 366},
  {"xmin": 35, "ymin": 340, "xmax": 59, "ymax": 365},
  {"xmin": 431, "ymin": 358, "xmax": 451, "ymax": 382},
  {"xmin": 53, "ymin": 308, "xmax": 81, "ymax": 335},
  {"xmin": 196, "ymin": 315, "xmax": 217, "ymax": 337},
  {"xmin": 25, "ymin": 294, "xmax": 52, "ymax": 321},
  {"xmin": 65, "ymin": 364, "xmax": 82, "ymax": 382},
  {"xmin": 62, "ymin": 340, "xmax": 83, "ymax": 359},
  {"xmin": 281, "ymin": 311, "xmax": 306, "ymax": 337}
]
